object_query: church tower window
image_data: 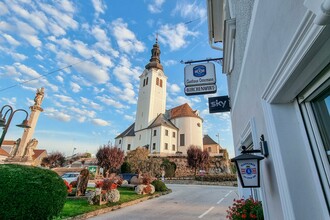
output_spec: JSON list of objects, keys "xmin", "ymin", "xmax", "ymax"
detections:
[
  {"xmin": 156, "ymin": 77, "xmax": 159, "ymax": 86},
  {"xmin": 146, "ymin": 77, "xmax": 148, "ymax": 85},
  {"xmin": 160, "ymin": 79, "xmax": 163, "ymax": 88},
  {"xmin": 143, "ymin": 79, "xmax": 145, "ymax": 87}
]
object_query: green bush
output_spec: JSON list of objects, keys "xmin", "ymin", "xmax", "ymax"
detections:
[
  {"xmin": 151, "ymin": 180, "xmax": 168, "ymax": 192},
  {"xmin": 195, "ymin": 174, "xmax": 237, "ymax": 182},
  {"xmin": 0, "ymin": 164, "xmax": 67, "ymax": 220},
  {"xmin": 120, "ymin": 161, "xmax": 132, "ymax": 173},
  {"xmin": 161, "ymin": 159, "xmax": 176, "ymax": 178}
]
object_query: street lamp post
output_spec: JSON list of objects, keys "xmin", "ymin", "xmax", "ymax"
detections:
[{"xmin": 0, "ymin": 105, "xmax": 31, "ymax": 148}]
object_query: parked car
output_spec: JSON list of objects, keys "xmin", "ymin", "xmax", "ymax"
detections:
[
  {"xmin": 119, "ymin": 173, "xmax": 137, "ymax": 184},
  {"xmin": 61, "ymin": 172, "xmax": 80, "ymax": 184}
]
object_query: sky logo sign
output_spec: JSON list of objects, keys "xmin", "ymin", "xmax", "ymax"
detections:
[{"xmin": 193, "ymin": 65, "xmax": 206, "ymax": 77}]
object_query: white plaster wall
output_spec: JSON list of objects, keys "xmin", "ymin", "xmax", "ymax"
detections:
[
  {"xmin": 160, "ymin": 127, "xmax": 177, "ymax": 154},
  {"xmin": 228, "ymin": 0, "xmax": 330, "ymax": 219},
  {"xmin": 172, "ymin": 117, "xmax": 203, "ymax": 153},
  {"xmin": 135, "ymin": 69, "xmax": 167, "ymax": 132}
]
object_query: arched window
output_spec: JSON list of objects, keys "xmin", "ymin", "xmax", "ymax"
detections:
[
  {"xmin": 156, "ymin": 77, "xmax": 159, "ymax": 86},
  {"xmin": 160, "ymin": 79, "xmax": 163, "ymax": 88}
]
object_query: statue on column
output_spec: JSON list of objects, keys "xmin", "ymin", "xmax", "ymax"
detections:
[{"xmin": 34, "ymin": 87, "xmax": 44, "ymax": 106}]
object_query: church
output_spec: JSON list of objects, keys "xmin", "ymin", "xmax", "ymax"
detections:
[{"xmin": 115, "ymin": 40, "xmax": 204, "ymax": 155}]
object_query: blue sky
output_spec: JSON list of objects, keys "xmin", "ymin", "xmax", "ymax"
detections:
[{"xmin": 0, "ymin": 0, "xmax": 233, "ymax": 157}]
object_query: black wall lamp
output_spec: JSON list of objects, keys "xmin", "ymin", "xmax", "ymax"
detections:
[{"xmin": 231, "ymin": 135, "xmax": 269, "ymax": 188}]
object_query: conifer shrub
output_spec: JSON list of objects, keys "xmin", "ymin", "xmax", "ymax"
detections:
[
  {"xmin": 151, "ymin": 180, "xmax": 168, "ymax": 192},
  {"xmin": 0, "ymin": 164, "xmax": 67, "ymax": 220}
]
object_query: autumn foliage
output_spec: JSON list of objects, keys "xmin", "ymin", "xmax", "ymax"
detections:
[
  {"xmin": 187, "ymin": 145, "xmax": 210, "ymax": 176},
  {"xmin": 96, "ymin": 145, "xmax": 125, "ymax": 177}
]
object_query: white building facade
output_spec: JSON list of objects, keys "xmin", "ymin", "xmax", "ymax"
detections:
[
  {"xmin": 208, "ymin": 0, "xmax": 330, "ymax": 219},
  {"xmin": 115, "ymin": 41, "xmax": 204, "ymax": 155}
]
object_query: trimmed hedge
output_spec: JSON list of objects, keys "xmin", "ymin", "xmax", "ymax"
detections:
[
  {"xmin": 0, "ymin": 164, "xmax": 67, "ymax": 220},
  {"xmin": 195, "ymin": 174, "xmax": 237, "ymax": 182},
  {"xmin": 151, "ymin": 180, "xmax": 168, "ymax": 192}
]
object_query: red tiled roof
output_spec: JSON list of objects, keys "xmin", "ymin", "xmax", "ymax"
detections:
[
  {"xmin": 0, "ymin": 148, "xmax": 10, "ymax": 156},
  {"xmin": 169, "ymin": 103, "xmax": 202, "ymax": 120},
  {"xmin": 32, "ymin": 149, "xmax": 46, "ymax": 160}
]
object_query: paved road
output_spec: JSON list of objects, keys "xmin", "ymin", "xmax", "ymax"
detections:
[{"xmin": 88, "ymin": 184, "xmax": 239, "ymax": 220}]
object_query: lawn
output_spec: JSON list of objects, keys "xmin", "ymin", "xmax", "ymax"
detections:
[{"xmin": 57, "ymin": 187, "xmax": 148, "ymax": 219}]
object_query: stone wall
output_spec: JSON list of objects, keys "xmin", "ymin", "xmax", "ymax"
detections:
[{"xmin": 148, "ymin": 155, "xmax": 231, "ymax": 177}]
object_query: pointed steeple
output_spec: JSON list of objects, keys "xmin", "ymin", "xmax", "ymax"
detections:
[{"xmin": 145, "ymin": 37, "xmax": 163, "ymax": 70}]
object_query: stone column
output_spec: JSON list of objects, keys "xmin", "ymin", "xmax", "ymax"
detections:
[{"xmin": 14, "ymin": 88, "xmax": 44, "ymax": 158}]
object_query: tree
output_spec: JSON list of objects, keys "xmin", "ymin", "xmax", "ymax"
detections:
[
  {"xmin": 96, "ymin": 145, "xmax": 124, "ymax": 177},
  {"xmin": 41, "ymin": 152, "xmax": 65, "ymax": 168},
  {"xmin": 126, "ymin": 147, "xmax": 149, "ymax": 173},
  {"xmin": 187, "ymin": 145, "xmax": 210, "ymax": 176}
]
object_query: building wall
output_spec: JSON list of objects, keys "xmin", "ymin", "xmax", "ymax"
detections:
[
  {"xmin": 134, "ymin": 68, "xmax": 167, "ymax": 132},
  {"xmin": 172, "ymin": 117, "xmax": 203, "ymax": 153},
  {"xmin": 226, "ymin": 0, "xmax": 330, "ymax": 219}
]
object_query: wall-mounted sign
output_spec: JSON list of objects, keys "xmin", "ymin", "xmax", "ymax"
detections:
[
  {"xmin": 184, "ymin": 62, "xmax": 216, "ymax": 86},
  {"xmin": 208, "ymin": 96, "xmax": 230, "ymax": 113},
  {"xmin": 231, "ymin": 154, "xmax": 264, "ymax": 188},
  {"xmin": 184, "ymin": 84, "xmax": 217, "ymax": 96}
]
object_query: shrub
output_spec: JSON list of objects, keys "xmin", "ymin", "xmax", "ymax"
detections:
[
  {"xmin": 120, "ymin": 161, "xmax": 132, "ymax": 173},
  {"xmin": 151, "ymin": 180, "xmax": 168, "ymax": 192},
  {"xmin": 161, "ymin": 159, "xmax": 176, "ymax": 178},
  {"xmin": 0, "ymin": 164, "xmax": 67, "ymax": 220},
  {"xmin": 195, "ymin": 174, "xmax": 237, "ymax": 182},
  {"xmin": 226, "ymin": 198, "xmax": 264, "ymax": 220}
]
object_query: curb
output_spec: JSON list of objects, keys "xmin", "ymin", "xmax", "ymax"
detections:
[{"xmin": 64, "ymin": 189, "xmax": 172, "ymax": 220}]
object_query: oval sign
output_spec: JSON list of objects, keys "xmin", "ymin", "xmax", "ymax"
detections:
[{"xmin": 193, "ymin": 65, "xmax": 206, "ymax": 77}]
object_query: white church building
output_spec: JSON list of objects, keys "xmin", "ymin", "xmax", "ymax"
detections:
[{"xmin": 115, "ymin": 41, "xmax": 203, "ymax": 155}]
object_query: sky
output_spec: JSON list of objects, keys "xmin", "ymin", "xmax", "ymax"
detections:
[{"xmin": 0, "ymin": 0, "xmax": 234, "ymax": 158}]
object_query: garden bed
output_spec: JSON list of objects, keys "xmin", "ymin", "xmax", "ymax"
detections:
[{"xmin": 57, "ymin": 187, "xmax": 171, "ymax": 219}]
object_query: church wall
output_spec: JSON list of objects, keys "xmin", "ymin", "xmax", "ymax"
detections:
[
  {"xmin": 134, "ymin": 129, "xmax": 151, "ymax": 150},
  {"xmin": 171, "ymin": 117, "xmax": 203, "ymax": 153},
  {"xmin": 159, "ymin": 126, "xmax": 177, "ymax": 154}
]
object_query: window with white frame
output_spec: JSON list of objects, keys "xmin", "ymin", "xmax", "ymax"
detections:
[{"xmin": 300, "ymin": 65, "xmax": 330, "ymax": 205}]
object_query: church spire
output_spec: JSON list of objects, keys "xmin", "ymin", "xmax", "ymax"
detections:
[{"xmin": 145, "ymin": 38, "xmax": 163, "ymax": 71}]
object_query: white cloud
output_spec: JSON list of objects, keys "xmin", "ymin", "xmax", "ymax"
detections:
[
  {"xmin": 172, "ymin": 1, "xmax": 207, "ymax": 21},
  {"xmin": 44, "ymin": 107, "xmax": 71, "ymax": 122},
  {"xmin": 70, "ymin": 82, "xmax": 81, "ymax": 93},
  {"xmin": 80, "ymin": 97, "xmax": 103, "ymax": 110},
  {"xmin": 69, "ymin": 106, "xmax": 96, "ymax": 118},
  {"xmin": 96, "ymin": 95, "xmax": 125, "ymax": 109},
  {"xmin": 56, "ymin": 52, "xmax": 110, "ymax": 84},
  {"xmin": 10, "ymin": 52, "xmax": 27, "ymax": 61},
  {"xmin": 56, "ymin": 0, "xmax": 75, "ymax": 13},
  {"xmin": 92, "ymin": 118, "xmax": 109, "ymax": 126},
  {"xmin": 124, "ymin": 115, "xmax": 134, "ymax": 121},
  {"xmin": 148, "ymin": 0, "xmax": 165, "ymax": 14},
  {"xmin": 167, "ymin": 95, "xmax": 192, "ymax": 108},
  {"xmin": 163, "ymin": 59, "xmax": 177, "ymax": 66},
  {"xmin": 56, "ymin": 75, "xmax": 64, "ymax": 83},
  {"xmin": 168, "ymin": 83, "xmax": 181, "ymax": 93},
  {"xmin": 158, "ymin": 23, "xmax": 198, "ymax": 51},
  {"xmin": 111, "ymin": 18, "xmax": 146, "ymax": 54},
  {"xmin": 38, "ymin": 2, "xmax": 78, "ymax": 30},
  {"xmin": 54, "ymin": 94, "xmax": 75, "ymax": 103},
  {"xmin": 92, "ymin": 0, "xmax": 107, "ymax": 16},
  {"xmin": 3, "ymin": 34, "xmax": 20, "ymax": 46},
  {"xmin": 0, "ymin": 2, "xmax": 9, "ymax": 15}
]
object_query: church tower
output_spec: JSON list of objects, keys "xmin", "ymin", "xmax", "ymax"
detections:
[{"xmin": 134, "ymin": 40, "xmax": 167, "ymax": 148}]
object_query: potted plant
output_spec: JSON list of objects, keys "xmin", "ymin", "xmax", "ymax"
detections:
[{"xmin": 226, "ymin": 197, "xmax": 264, "ymax": 219}]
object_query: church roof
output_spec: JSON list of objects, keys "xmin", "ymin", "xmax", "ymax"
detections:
[
  {"xmin": 148, "ymin": 114, "xmax": 178, "ymax": 130},
  {"xmin": 168, "ymin": 103, "xmax": 202, "ymax": 120},
  {"xmin": 203, "ymin": 135, "xmax": 219, "ymax": 145},
  {"xmin": 115, "ymin": 123, "xmax": 135, "ymax": 139},
  {"xmin": 145, "ymin": 39, "xmax": 163, "ymax": 71}
]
